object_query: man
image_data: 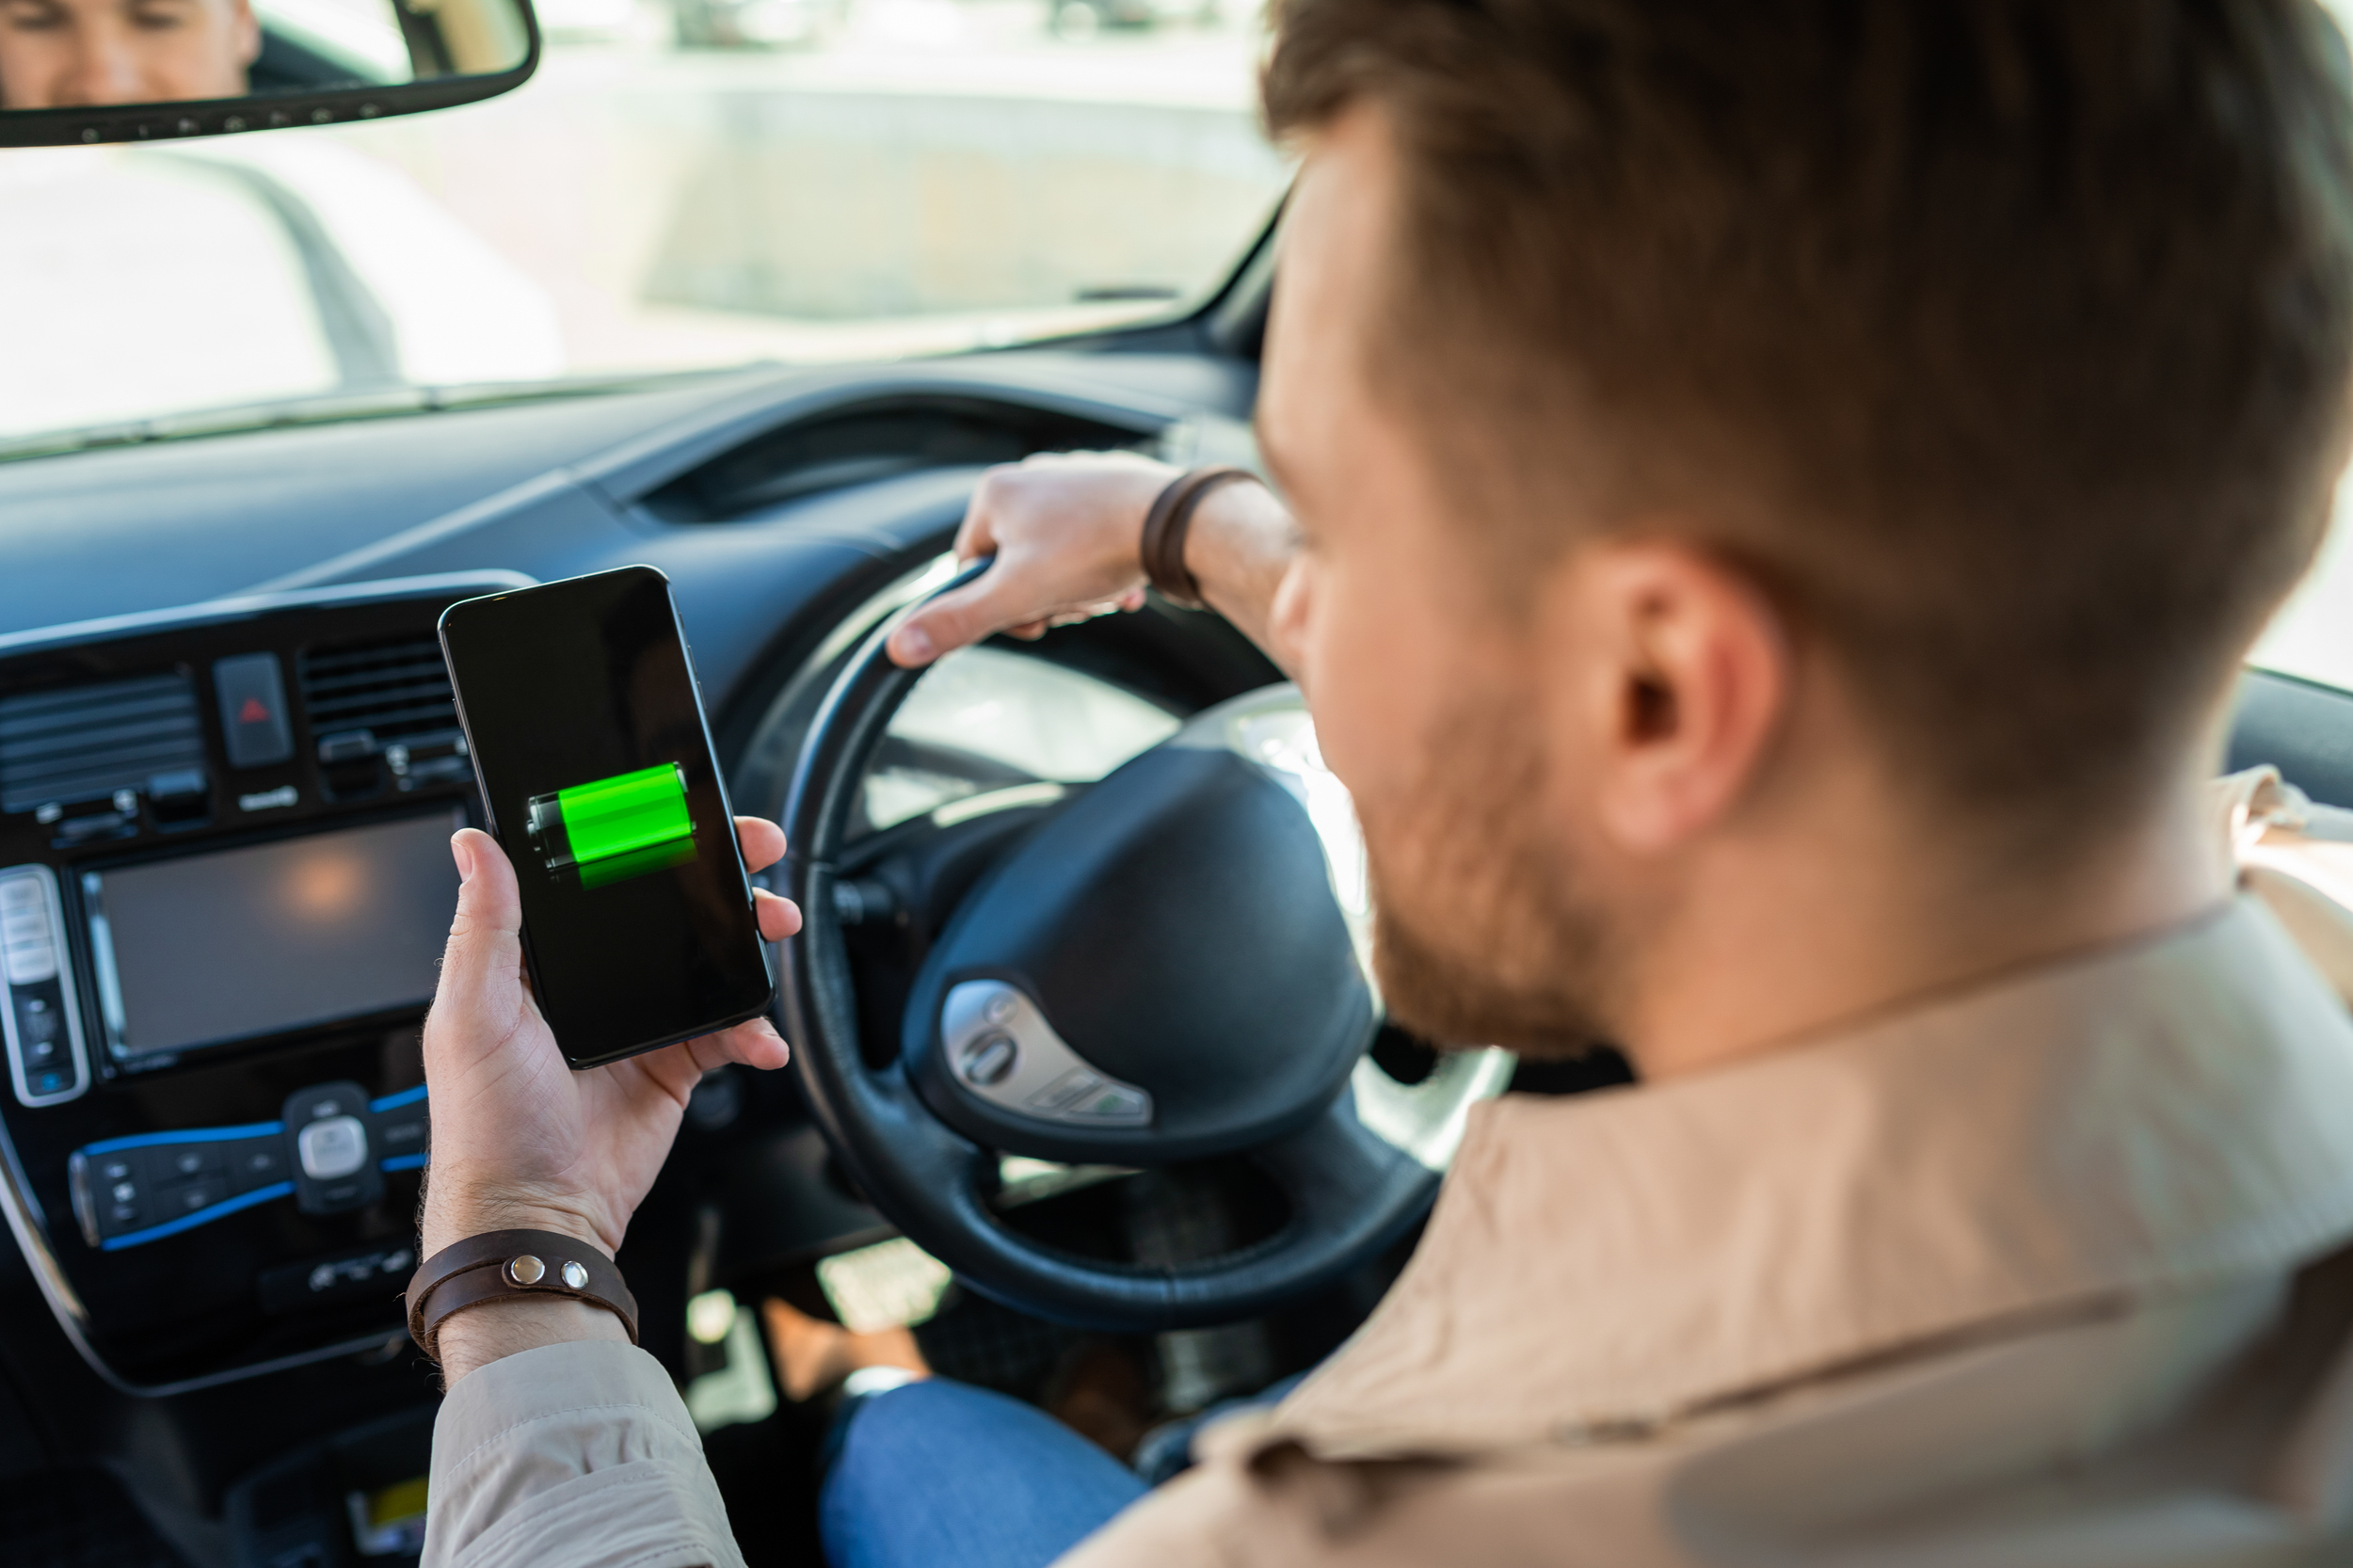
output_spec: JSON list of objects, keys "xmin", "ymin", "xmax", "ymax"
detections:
[
  {"xmin": 0, "ymin": 0, "xmax": 256, "ymax": 108},
  {"xmin": 414, "ymin": 1, "xmax": 2353, "ymax": 1564}
]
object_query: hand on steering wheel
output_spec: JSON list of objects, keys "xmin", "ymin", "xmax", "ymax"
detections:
[
  {"xmin": 418, "ymin": 820, "xmax": 803, "ymax": 1263},
  {"xmin": 885, "ymin": 451, "xmax": 1176, "ymax": 666}
]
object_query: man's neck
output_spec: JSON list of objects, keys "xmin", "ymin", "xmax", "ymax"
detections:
[{"xmin": 1618, "ymin": 768, "xmax": 2232, "ymax": 1081}]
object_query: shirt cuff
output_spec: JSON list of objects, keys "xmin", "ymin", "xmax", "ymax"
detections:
[{"xmin": 424, "ymin": 1338, "xmax": 744, "ymax": 1568}]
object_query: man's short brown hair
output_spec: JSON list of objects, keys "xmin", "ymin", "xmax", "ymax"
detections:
[{"xmin": 1265, "ymin": 0, "xmax": 2353, "ymax": 825}]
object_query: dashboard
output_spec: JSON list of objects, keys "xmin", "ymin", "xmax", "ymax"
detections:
[
  {"xmin": 0, "ymin": 337, "xmax": 1266, "ymax": 1564},
  {"xmin": 0, "ymin": 579, "xmax": 505, "ymax": 1394}
]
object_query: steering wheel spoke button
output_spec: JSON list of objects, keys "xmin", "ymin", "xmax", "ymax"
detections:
[
  {"xmin": 1067, "ymin": 1084, "xmax": 1149, "ymax": 1121},
  {"xmin": 960, "ymin": 1032, "xmax": 1019, "ymax": 1086},
  {"xmin": 0, "ymin": 866, "xmax": 88, "ymax": 1107},
  {"xmin": 283, "ymin": 1081, "xmax": 384, "ymax": 1216},
  {"xmin": 940, "ymin": 981, "xmax": 1152, "ymax": 1128}
]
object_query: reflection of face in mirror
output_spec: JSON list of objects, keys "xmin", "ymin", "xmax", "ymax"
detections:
[
  {"xmin": 0, "ymin": 0, "xmax": 529, "ymax": 111},
  {"xmin": 0, "ymin": 0, "xmax": 258, "ymax": 108}
]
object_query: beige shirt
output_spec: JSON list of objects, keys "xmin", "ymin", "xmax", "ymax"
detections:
[{"xmin": 424, "ymin": 774, "xmax": 2353, "ymax": 1568}]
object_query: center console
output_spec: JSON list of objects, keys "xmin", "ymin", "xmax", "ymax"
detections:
[{"xmin": 0, "ymin": 572, "xmax": 527, "ymax": 1391}]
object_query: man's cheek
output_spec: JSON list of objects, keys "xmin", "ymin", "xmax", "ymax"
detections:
[{"xmin": 1307, "ymin": 605, "xmax": 1433, "ymax": 818}]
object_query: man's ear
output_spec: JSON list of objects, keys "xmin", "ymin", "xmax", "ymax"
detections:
[{"xmin": 1542, "ymin": 539, "xmax": 1790, "ymax": 855}]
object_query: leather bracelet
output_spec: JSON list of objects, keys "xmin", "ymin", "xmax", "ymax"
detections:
[
  {"xmin": 1141, "ymin": 466, "xmax": 1257, "ymax": 610},
  {"xmin": 405, "ymin": 1228, "xmax": 639, "ymax": 1364}
]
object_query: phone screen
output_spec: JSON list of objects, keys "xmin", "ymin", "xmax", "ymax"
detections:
[{"xmin": 439, "ymin": 567, "xmax": 773, "ymax": 1066}]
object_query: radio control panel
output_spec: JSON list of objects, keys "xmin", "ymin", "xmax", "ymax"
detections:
[{"xmin": 67, "ymin": 1082, "xmax": 427, "ymax": 1251}]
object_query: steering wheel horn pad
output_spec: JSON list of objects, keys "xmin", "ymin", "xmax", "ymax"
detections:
[{"xmin": 904, "ymin": 727, "xmax": 1375, "ymax": 1166}]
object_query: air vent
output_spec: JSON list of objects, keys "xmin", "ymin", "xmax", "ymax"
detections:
[
  {"xmin": 0, "ymin": 673, "xmax": 205, "ymax": 815},
  {"xmin": 296, "ymin": 636, "xmax": 460, "ymax": 757}
]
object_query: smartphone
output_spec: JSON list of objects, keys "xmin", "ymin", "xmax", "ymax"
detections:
[{"xmin": 438, "ymin": 566, "xmax": 774, "ymax": 1068}]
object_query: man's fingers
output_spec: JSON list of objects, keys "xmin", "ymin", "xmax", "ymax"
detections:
[
  {"xmin": 888, "ymin": 572, "xmax": 1009, "ymax": 667},
  {"xmin": 734, "ymin": 816, "xmax": 786, "ymax": 872},
  {"xmin": 434, "ymin": 829, "xmax": 527, "ymax": 1031},
  {"xmin": 684, "ymin": 1016, "xmax": 791, "ymax": 1075},
  {"xmin": 754, "ymin": 888, "xmax": 802, "ymax": 940}
]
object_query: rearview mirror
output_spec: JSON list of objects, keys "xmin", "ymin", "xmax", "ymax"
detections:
[{"xmin": 0, "ymin": 0, "xmax": 536, "ymax": 145}]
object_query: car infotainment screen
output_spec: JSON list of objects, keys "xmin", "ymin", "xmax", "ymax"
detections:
[{"xmin": 81, "ymin": 809, "xmax": 465, "ymax": 1060}]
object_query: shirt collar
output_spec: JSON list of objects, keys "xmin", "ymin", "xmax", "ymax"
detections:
[{"xmin": 1272, "ymin": 897, "xmax": 2353, "ymax": 1458}]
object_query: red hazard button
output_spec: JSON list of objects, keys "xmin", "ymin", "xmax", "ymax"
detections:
[{"xmin": 214, "ymin": 653, "xmax": 295, "ymax": 771}]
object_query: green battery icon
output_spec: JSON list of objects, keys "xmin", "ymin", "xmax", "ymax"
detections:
[{"xmin": 525, "ymin": 763, "xmax": 697, "ymax": 888}]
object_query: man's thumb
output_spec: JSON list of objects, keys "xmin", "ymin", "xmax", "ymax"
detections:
[{"xmin": 440, "ymin": 828, "xmax": 523, "ymax": 1003}]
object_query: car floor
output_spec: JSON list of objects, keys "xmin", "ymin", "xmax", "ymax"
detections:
[{"xmin": 1, "ymin": 1467, "xmax": 187, "ymax": 1568}]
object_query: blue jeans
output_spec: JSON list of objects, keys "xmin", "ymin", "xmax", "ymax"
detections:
[{"xmin": 821, "ymin": 1380, "xmax": 1149, "ymax": 1568}]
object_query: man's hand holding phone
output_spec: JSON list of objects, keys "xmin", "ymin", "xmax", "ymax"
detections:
[{"xmin": 419, "ymin": 818, "xmax": 800, "ymax": 1381}]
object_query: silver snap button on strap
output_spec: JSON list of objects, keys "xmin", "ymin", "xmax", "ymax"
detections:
[
  {"xmin": 506, "ymin": 1254, "xmax": 546, "ymax": 1286},
  {"xmin": 561, "ymin": 1260, "xmax": 588, "ymax": 1289}
]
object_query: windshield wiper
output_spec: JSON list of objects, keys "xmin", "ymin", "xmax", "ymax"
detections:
[{"xmin": 0, "ymin": 368, "xmax": 751, "ymax": 465}]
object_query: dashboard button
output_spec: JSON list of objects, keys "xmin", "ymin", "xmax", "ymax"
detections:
[
  {"xmin": 158, "ymin": 1145, "xmax": 226, "ymax": 1182},
  {"xmin": 224, "ymin": 1137, "xmax": 289, "ymax": 1192},
  {"xmin": 296, "ymin": 1116, "xmax": 367, "ymax": 1180},
  {"xmin": 214, "ymin": 652, "xmax": 295, "ymax": 770},
  {"xmin": 164, "ymin": 1178, "xmax": 227, "ymax": 1215},
  {"xmin": 2, "ymin": 933, "xmax": 55, "ymax": 986},
  {"xmin": 283, "ymin": 1080, "xmax": 383, "ymax": 1216},
  {"xmin": 1, "ymin": 867, "xmax": 85, "ymax": 1108},
  {"xmin": 15, "ymin": 995, "xmax": 57, "ymax": 1048},
  {"xmin": 375, "ymin": 1112, "xmax": 428, "ymax": 1155}
]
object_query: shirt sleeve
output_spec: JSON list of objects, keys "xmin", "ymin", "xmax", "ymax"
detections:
[{"xmin": 423, "ymin": 1338, "xmax": 745, "ymax": 1568}]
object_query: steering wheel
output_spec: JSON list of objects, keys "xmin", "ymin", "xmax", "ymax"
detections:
[{"xmin": 777, "ymin": 564, "xmax": 1512, "ymax": 1331}]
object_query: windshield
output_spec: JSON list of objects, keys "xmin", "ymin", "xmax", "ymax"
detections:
[{"xmin": 0, "ymin": 0, "xmax": 1288, "ymax": 444}]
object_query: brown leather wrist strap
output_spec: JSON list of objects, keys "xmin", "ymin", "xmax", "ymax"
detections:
[
  {"xmin": 405, "ymin": 1228, "xmax": 639, "ymax": 1364},
  {"xmin": 1140, "ymin": 466, "xmax": 1257, "ymax": 610}
]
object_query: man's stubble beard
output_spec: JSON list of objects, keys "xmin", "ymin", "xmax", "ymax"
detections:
[{"xmin": 1358, "ymin": 683, "xmax": 1623, "ymax": 1060}]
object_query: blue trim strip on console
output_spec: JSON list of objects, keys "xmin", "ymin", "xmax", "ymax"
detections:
[
  {"xmin": 380, "ymin": 1153, "xmax": 427, "ymax": 1173},
  {"xmin": 82, "ymin": 1121, "xmax": 282, "ymax": 1156},
  {"xmin": 370, "ymin": 1085, "xmax": 427, "ymax": 1113},
  {"xmin": 99, "ymin": 1183, "xmax": 296, "ymax": 1251}
]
